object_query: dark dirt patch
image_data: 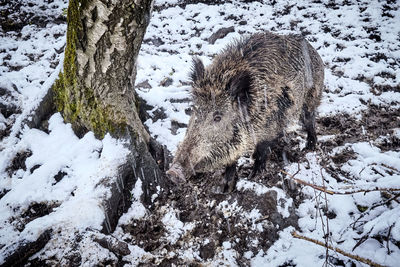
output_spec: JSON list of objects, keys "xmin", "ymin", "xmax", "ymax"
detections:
[
  {"xmin": 122, "ymin": 218, "xmax": 165, "ymax": 252},
  {"xmin": 317, "ymin": 105, "xmax": 400, "ymax": 152},
  {"xmin": 1, "ymin": 229, "xmax": 52, "ymax": 267},
  {"xmin": 331, "ymin": 147, "xmax": 356, "ymax": 165},
  {"xmin": 14, "ymin": 202, "xmax": 59, "ymax": 232},
  {"xmin": 53, "ymin": 170, "xmax": 67, "ymax": 184},
  {"xmin": 137, "ymin": 95, "xmax": 168, "ymax": 125},
  {"xmin": 0, "ymin": 102, "xmax": 20, "ymax": 119},
  {"xmin": 0, "ymin": 124, "xmax": 12, "ymax": 141},
  {"xmin": 6, "ymin": 150, "xmax": 33, "ymax": 175},
  {"xmin": 30, "ymin": 164, "xmax": 41, "ymax": 173},
  {"xmin": 170, "ymin": 120, "xmax": 187, "ymax": 135},
  {"xmin": 121, "ymin": 136, "xmax": 302, "ymax": 264},
  {"xmin": 199, "ymin": 241, "xmax": 216, "ymax": 259},
  {"xmin": 94, "ymin": 237, "xmax": 131, "ymax": 256},
  {"xmin": 136, "ymin": 79, "xmax": 152, "ymax": 89},
  {"xmin": 207, "ymin": 26, "xmax": 235, "ymax": 44},
  {"xmin": 143, "ymin": 37, "xmax": 165, "ymax": 47},
  {"xmin": 0, "ymin": 188, "xmax": 10, "ymax": 200}
]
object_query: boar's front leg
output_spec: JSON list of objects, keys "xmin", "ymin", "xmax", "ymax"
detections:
[
  {"xmin": 249, "ymin": 138, "xmax": 278, "ymax": 178},
  {"xmin": 223, "ymin": 163, "xmax": 238, "ymax": 193},
  {"xmin": 302, "ymin": 105, "xmax": 317, "ymax": 150}
]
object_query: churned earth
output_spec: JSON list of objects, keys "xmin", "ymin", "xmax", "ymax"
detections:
[{"xmin": 0, "ymin": 0, "xmax": 399, "ymax": 266}]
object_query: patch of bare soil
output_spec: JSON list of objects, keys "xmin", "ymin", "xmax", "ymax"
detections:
[
  {"xmin": 318, "ymin": 105, "xmax": 400, "ymax": 151},
  {"xmin": 6, "ymin": 150, "xmax": 32, "ymax": 175},
  {"xmin": 114, "ymin": 134, "xmax": 304, "ymax": 265}
]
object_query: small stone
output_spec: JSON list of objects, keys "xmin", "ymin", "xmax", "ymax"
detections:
[
  {"xmin": 199, "ymin": 241, "xmax": 215, "ymax": 260},
  {"xmin": 136, "ymin": 80, "xmax": 152, "ymax": 89},
  {"xmin": 144, "ymin": 37, "xmax": 165, "ymax": 47}
]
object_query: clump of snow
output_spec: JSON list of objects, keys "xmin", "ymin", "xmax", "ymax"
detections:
[
  {"xmin": 212, "ymin": 241, "xmax": 239, "ymax": 266},
  {"xmin": 217, "ymin": 200, "xmax": 269, "ymax": 234},
  {"xmin": 161, "ymin": 208, "xmax": 195, "ymax": 244},
  {"xmin": 117, "ymin": 178, "xmax": 147, "ymax": 226}
]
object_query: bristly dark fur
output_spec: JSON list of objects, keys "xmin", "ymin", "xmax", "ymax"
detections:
[
  {"xmin": 228, "ymin": 71, "xmax": 253, "ymax": 108},
  {"xmin": 190, "ymin": 57, "xmax": 205, "ymax": 83},
  {"xmin": 276, "ymin": 86, "xmax": 294, "ymax": 119}
]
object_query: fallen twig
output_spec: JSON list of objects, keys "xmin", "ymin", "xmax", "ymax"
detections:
[
  {"xmin": 291, "ymin": 231, "xmax": 385, "ymax": 267},
  {"xmin": 280, "ymin": 170, "xmax": 335, "ymax": 195},
  {"xmin": 387, "ymin": 224, "xmax": 394, "ymax": 255},
  {"xmin": 254, "ymin": 215, "xmax": 270, "ymax": 224},
  {"xmin": 281, "ymin": 170, "xmax": 400, "ymax": 195},
  {"xmin": 352, "ymin": 227, "xmax": 373, "ymax": 251}
]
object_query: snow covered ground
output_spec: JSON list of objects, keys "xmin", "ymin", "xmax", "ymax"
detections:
[{"xmin": 1, "ymin": 0, "xmax": 400, "ymax": 266}]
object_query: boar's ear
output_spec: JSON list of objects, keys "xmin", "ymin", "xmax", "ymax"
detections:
[
  {"xmin": 229, "ymin": 71, "xmax": 252, "ymax": 108},
  {"xmin": 190, "ymin": 57, "xmax": 205, "ymax": 82}
]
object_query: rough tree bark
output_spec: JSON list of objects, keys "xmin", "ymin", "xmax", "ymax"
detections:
[{"xmin": 53, "ymin": 0, "xmax": 152, "ymax": 140}]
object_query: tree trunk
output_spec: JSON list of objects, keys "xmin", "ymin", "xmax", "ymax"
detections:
[
  {"xmin": 51, "ymin": 0, "xmax": 165, "ymax": 229},
  {"xmin": 53, "ymin": 0, "xmax": 152, "ymax": 140}
]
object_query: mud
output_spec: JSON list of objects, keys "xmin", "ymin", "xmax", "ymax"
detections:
[
  {"xmin": 6, "ymin": 150, "xmax": 32, "ymax": 175},
  {"xmin": 14, "ymin": 202, "xmax": 59, "ymax": 232}
]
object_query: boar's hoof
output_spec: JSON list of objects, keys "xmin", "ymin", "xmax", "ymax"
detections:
[{"xmin": 166, "ymin": 164, "xmax": 186, "ymax": 184}]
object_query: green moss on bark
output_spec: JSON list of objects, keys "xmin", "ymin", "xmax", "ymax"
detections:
[{"xmin": 52, "ymin": 0, "xmax": 127, "ymax": 138}]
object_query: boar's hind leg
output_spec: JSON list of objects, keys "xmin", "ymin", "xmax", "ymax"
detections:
[
  {"xmin": 223, "ymin": 163, "xmax": 238, "ymax": 193},
  {"xmin": 302, "ymin": 105, "xmax": 317, "ymax": 150},
  {"xmin": 249, "ymin": 139, "xmax": 278, "ymax": 178}
]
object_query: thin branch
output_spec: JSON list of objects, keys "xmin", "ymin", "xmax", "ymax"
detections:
[
  {"xmin": 254, "ymin": 215, "xmax": 270, "ymax": 224},
  {"xmin": 381, "ymin": 163, "xmax": 400, "ymax": 175},
  {"xmin": 281, "ymin": 170, "xmax": 335, "ymax": 195},
  {"xmin": 281, "ymin": 170, "xmax": 400, "ymax": 195},
  {"xmin": 352, "ymin": 227, "xmax": 374, "ymax": 251},
  {"xmin": 387, "ymin": 224, "xmax": 394, "ymax": 255},
  {"xmin": 291, "ymin": 231, "xmax": 385, "ymax": 267},
  {"xmin": 319, "ymin": 164, "xmax": 331, "ymax": 266}
]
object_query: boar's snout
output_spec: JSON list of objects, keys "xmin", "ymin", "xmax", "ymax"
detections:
[{"xmin": 166, "ymin": 163, "xmax": 186, "ymax": 184}]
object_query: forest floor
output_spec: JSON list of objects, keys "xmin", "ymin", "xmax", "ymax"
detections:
[{"xmin": 0, "ymin": 0, "xmax": 400, "ymax": 266}]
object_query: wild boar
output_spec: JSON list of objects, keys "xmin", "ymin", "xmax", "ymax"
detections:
[{"xmin": 166, "ymin": 31, "xmax": 324, "ymax": 189}]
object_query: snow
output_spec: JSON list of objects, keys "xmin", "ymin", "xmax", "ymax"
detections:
[
  {"xmin": 1, "ymin": 0, "xmax": 400, "ymax": 266},
  {"xmin": 281, "ymin": 151, "xmax": 400, "ymax": 266},
  {"xmin": 0, "ymin": 112, "xmax": 130, "ymax": 263}
]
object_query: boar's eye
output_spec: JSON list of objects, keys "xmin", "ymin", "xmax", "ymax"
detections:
[{"xmin": 213, "ymin": 112, "xmax": 222, "ymax": 122}]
